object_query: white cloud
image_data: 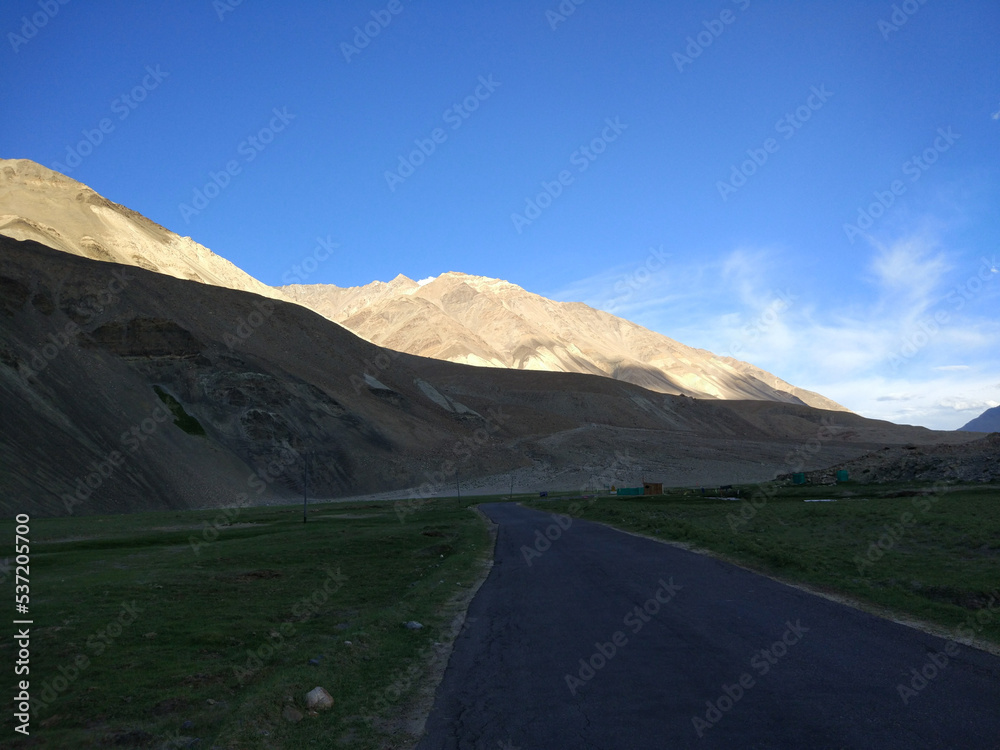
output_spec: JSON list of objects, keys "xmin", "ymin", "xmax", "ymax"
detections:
[
  {"xmin": 552, "ymin": 227, "xmax": 1000, "ymax": 430},
  {"xmin": 938, "ymin": 398, "xmax": 1000, "ymax": 412},
  {"xmin": 720, "ymin": 247, "xmax": 776, "ymax": 307},
  {"xmin": 547, "ymin": 250, "xmax": 704, "ymax": 319},
  {"xmin": 868, "ymin": 233, "xmax": 950, "ymax": 323},
  {"xmin": 416, "ymin": 275, "xmax": 437, "ymax": 286},
  {"xmin": 819, "ymin": 375, "xmax": 1000, "ymax": 429}
]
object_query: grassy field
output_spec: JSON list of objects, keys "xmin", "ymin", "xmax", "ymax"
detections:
[
  {"xmin": 525, "ymin": 482, "xmax": 1000, "ymax": 649},
  {"xmin": 6, "ymin": 481, "xmax": 998, "ymax": 748},
  {"xmin": 2, "ymin": 498, "xmax": 493, "ymax": 749}
]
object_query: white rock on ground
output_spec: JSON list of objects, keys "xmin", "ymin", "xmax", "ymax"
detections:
[{"xmin": 305, "ymin": 687, "xmax": 334, "ymax": 710}]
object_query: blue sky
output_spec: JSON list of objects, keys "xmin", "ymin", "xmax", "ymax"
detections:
[{"xmin": 2, "ymin": 0, "xmax": 998, "ymax": 429}]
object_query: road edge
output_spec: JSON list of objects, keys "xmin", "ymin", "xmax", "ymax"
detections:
[
  {"xmin": 541, "ymin": 504, "xmax": 1000, "ymax": 659},
  {"xmin": 390, "ymin": 504, "xmax": 499, "ymax": 748}
]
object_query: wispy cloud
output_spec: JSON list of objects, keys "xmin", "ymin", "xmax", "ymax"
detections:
[
  {"xmin": 550, "ymin": 226, "xmax": 1000, "ymax": 429},
  {"xmin": 548, "ymin": 249, "xmax": 710, "ymax": 320},
  {"xmin": 720, "ymin": 246, "xmax": 777, "ymax": 307},
  {"xmin": 822, "ymin": 375, "xmax": 1000, "ymax": 429},
  {"xmin": 938, "ymin": 397, "xmax": 1000, "ymax": 412},
  {"xmin": 868, "ymin": 233, "xmax": 950, "ymax": 323}
]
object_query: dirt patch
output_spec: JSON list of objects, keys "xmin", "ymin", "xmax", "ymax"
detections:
[
  {"xmin": 414, "ymin": 544, "xmax": 454, "ymax": 557},
  {"xmin": 101, "ymin": 729, "xmax": 154, "ymax": 746},
  {"xmin": 231, "ymin": 569, "xmax": 282, "ymax": 583},
  {"xmin": 151, "ymin": 697, "xmax": 190, "ymax": 716},
  {"xmin": 38, "ymin": 536, "xmax": 101, "ymax": 544},
  {"xmin": 181, "ymin": 672, "xmax": 224, "ymax": 687},
  {"xmin": 151, "ymin": 522, "xmax": 261, "ymax": 532}
]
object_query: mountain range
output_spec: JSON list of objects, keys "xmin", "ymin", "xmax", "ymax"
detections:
[
  {"xmin": 0, "ymin": 158, "xmax": 985, "ymax": 516},
  {"xmin": 280, "ymin": 274, "xmax": 847, "ymax": 411},
  {"xmin": 0, "ymin": 159, "xmax": 844, "ymax": 412}
]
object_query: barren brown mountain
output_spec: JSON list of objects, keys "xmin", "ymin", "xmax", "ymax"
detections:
[
  {"xmin": 1, "ymin": 157, "xmax": 844, "ymax": 412},
  {"xmin": 0, "ymin": 158, "xmax": 283, "ymax": 301},
  {"xmin": 0, "ymin": 159, "xmax": 983, "ymax": 517},
  {"xmin": 785, "ymin": 433, "xmax": 1000, "ymax": 485},
  {"xmin": 0, "ymin": 236, "xmax": 978, "ymax": 517},
  {"xmin": 280, "ymin": 274, "xmax": 848, "ymax": 411}
]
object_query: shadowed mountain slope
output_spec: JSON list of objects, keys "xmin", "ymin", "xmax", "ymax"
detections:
[
  {"xmin": 959, "ymin": 405, "xmax": 1000, "ymax": 433},
  {"xmin": 0, "ymin": 157, "xmax": 845, "ymax": 414},
  {"xmin": 0, "ymin": 236, "xmax": 977, "ymax": 517},
  {"xmin": 786, "ymin": 433, "xmax": 1000, "ymax": 484}
]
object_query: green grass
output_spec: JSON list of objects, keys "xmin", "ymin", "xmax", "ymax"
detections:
[
  {"xmin": 525, "ymin": 482, "xmax": 1000, "ymax": 648},
  {"xmin": 153, "ymin": 386, "xmax": 206, "ymax": 436},
  {"xmin": 7, "ymin": 481, "xmax": 998, "ymax": 747},
  {"xmin": 2, "ymin": 498, "xmax": 492, "ymax": 749}
]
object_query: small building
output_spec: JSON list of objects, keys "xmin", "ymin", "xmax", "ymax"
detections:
[{"xmin": 643, "ymin": 482, "xmax": 663, "ymax": 496}]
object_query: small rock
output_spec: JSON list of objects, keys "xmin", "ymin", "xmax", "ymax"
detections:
[
  {"xmin": 282, "ymin": 705, "xmax": 304, "ymax": 723},
  {"xmin": 308, "ymin": 658, "xmax": 321, "ymax": 666},
  {"xmin": 182, "ymin": 720, "xmax": 194, "ymax": 730},
  {"xmin": 144, "ymin": 632, "xmax": 157, "ymax": 639},
  {"xmin": 344, "ymin": 640, "xmax": 353, "ymax": 646},
  {"xmin": 305, "ymin": 686, "xmax": 334, "ymax": 711},
  {"xmin": 404, "ymin": 621, "xmax": 423, "ymax": 630}
]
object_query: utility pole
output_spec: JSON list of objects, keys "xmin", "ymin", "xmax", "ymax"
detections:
[
  {"xmin": 456, "ymin": 472, "xmax": 460, "ymax": 500},
  {"xmin": 303, "ymin": 452, "xmax": 309, "ymax": 523},
  {"xmin": 509, "ymin": 474, "xmax": 514, "ymax": 501}
]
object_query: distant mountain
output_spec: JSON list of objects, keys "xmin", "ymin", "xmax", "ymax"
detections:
[
  {"xmin": 959, "ymin": 405, "xmax": 1000, "ymax": 432},
  {"xmin": 281, "ymin": 273, "xmax": 849, "ymax": 411},
  {"xmin": 0, "ymin": 158, "xmax": 846, "ymax": 413}
]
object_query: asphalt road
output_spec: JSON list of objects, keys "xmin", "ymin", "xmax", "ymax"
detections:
[{"xmin": 417, "ymin": 502, "xmax": 1000, "ymax": 750}]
